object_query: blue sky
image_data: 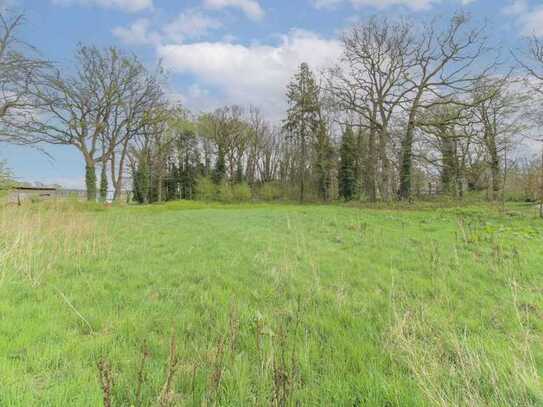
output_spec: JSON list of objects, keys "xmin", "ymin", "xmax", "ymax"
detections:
[{"xmin": 1, "ymin": 0, "xmax": 541, "ymax": 187}]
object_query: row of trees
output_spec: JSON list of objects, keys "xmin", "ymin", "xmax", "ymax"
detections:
[{"xmin": 0, "ymin": 10, "xmax": 542, "ymax": 210}]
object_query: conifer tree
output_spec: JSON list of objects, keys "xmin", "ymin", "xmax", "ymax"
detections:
[
  {"xmin": 213, "ymin": 144, "xmax": 226, "ymax": 184},
  {"xmin": 166, "ymin": 162, "xmax": 178, "ymax": 201},
  {"xmin": 284, "ymin": 62, "xmax": 321, "ymax": 202},
  {"xmin": 315, "ymin": 121, "xmax": 335, "ymax": 201},
  {"xmin": 85, "ymin": 165, "xmax": 97, "ymax": 201},
  {"xmin": 133, "ymin": 152, "xmax": 150, "ymax": 204},
  {"xmin": 99, "ymin": 163, "xmax": 108, "ymax": 202}
]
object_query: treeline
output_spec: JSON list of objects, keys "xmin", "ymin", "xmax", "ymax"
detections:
[{"xmin": 1, "ymin": 10, "xmax": 542, "ymax": 207}]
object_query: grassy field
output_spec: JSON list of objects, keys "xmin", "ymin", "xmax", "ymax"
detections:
[{"xmin": 0, "ymin": 200, "xmax": 542, "ymax": 406}]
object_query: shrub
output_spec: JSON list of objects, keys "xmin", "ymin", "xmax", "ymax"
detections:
[
  {"xmin": 195, "ymin": 179, "xmax": 252, "ymax": 203},
  {"xmin": 231, "ymin": 182, "xmax": 252, "ymax": 202},
  {"xmin": 258, "ymin": 182, "xmax": 284, "ymax": 201},
  {"xmin": 217, "ymin": 182, "xmax": 234, "ymax": 202},
  {"xmin": 195, "ymin": 177, "xmax": 217, "ymax": 201}
]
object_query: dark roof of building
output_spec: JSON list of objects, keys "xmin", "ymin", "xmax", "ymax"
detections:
[{"xmin": 15, "ymin": 186, "xmax": 57, "ymax": 191}]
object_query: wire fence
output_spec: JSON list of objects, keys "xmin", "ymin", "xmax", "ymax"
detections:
[{"xmin": 4, "ymin": 188, "xmax": 133, "ymax": 204}]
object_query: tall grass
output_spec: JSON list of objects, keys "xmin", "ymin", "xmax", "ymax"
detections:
[
  {"xmin": 387, "ymin": 296, "xmax": 541, "ymax": 406},
  {"xmin": 0, "ymin": 201, "xmax": 540, "ymax": 405},
  {"xmin": 0, "ymin": 200, "xmax": 108, "ymax": 286}
]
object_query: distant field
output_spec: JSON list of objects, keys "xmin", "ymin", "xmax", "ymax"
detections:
[{"xmin": 0, "ymin": 201, "xmax": 542, "ymax": 406}]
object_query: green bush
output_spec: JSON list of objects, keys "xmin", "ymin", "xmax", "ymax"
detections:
[
  {"xmin": 258, "ymin": 182, "xmax": 284, "ymax": 201},
  {"xmin": 217, "ymin": 182, "xmax": 234, "ymax": 202},
  {"xmin": 231, "ymin": 182, "xmax": 252, "ymax": 202},
  {"xmin": 195, "ymin": 179, "xmax": 253, "ymax": 203},
  {"xmin": 195, "ymin": 177, "xmax": 217, "ymax": 201}
]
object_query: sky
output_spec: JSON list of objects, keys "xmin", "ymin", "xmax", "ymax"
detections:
[{"xmin": 0, "ymin": 0, "xmax": 542, "ymax": 188}]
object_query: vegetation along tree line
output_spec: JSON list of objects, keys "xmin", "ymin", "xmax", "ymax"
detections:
[{"xmin": 1, "ymin": 10, "xmax": 543, "ymax": 214}]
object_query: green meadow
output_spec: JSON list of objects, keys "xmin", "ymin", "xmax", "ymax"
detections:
[{"xmin": 0, "ymin": 201, "xmax": 542, "ymax": 406}]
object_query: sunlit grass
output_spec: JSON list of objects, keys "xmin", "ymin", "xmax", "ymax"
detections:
[{"xmin": 0, "ymin": 201, "xmax": 541, "ymax": 405}]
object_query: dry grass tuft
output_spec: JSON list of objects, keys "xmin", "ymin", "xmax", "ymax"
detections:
[
  {"xmin": 0, "ymin": 201, "xmax": 109, "ymax": 286},
  {"xmin": 386, "ymin": 291, "xmax": 542, "ymax": 406}
]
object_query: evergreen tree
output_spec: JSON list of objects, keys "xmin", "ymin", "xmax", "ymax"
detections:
[
  {"xmin": 85, "ymin": 164, "xmax": 97, "ymax": 201},
  {"xmin": 166, "ymin": 162, "xmax": 178, "ymax": 201},
  {"xmin": 212, "ymin": 144, "xmax": 226, "ymax": 184},
  {"xmin": 339, "ymin": 126, "xmax": 356, "ymax": 201},
  {"xmin": 315, "ymin": 121, "xmax": 334, "ymax": 201},
  {"xmin": 133, "ymin": 151, "xmax": 150, "ymax": 204},
  {"xmin": 99, "ymin": 163, "xmax": 108, "ymax": 202},
  {"xmin": 284, "ymin": 62, "xmax": 321, "ymax": 202}
]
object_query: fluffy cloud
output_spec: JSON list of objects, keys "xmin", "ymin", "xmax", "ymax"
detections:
[
  {"xmin": 502, "ymin": 0, "xmax": 528, "ymax": 15},
  {"xmin": 163, "ymin": 10, "xmax": 223, "ymax": 41},
  {"xmin": 51, "ymin": 0, "xmax": 153, "ymax": 13},
  {"xmin": 112, "ymin": 19, "xmax": 158, "ymax": 45},
  {"xmin": 203, "ymin": 0, "xmax": 264, "ymax": 21},
  {"xmin": 313, "ymin": 0, "xmax": 437, "ymax": 10},
  {"xmin": 520, "ymin": 9, "xmax": 543, "ymax": 36},
  {"xmin": 313, "ymin": 0, "xmax": 477, "ymax": 10},
  {"xmin": 157, "ymin": 30, "xmax": 341, "ymax": 118},
  {"xmin": 503, "ymin": 1, "xmax": 543, "ymax": 37},
  {"xmin": 113, "ymin": 10, "xmax": 222, "ymax": 45}
]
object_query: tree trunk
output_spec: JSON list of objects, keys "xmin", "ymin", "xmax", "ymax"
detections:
[
  {"xmin": 157, "ymin": 176, "xmax": 163, "ymax": 202},
  {"xmin": 399, "ymin": 125, "xmax": 415, "ymax": 200},
  {"xmin": 483, "ymin": 125, "xmax": 500, "ymax": 202},
  {"xmin": 457, "ymin": 152, "xmax": 465, "ymax": 199},
  {"xmin": 113, "ymin": 146, "xmax": 128, "ymax": 201},
  {"xmin": 85, "ymin": 161, "xmax": 97, "ymax": 202},
  {"xmin": 441, "ymin": 136, "xmax": 457, "ymax": 196},
  {"xmin": 366, "ymin": 125, "xmax": 377, "ymax": 202},
  {"xmin": 99, "ymin": 161, "xmax": 108, "ymax": 202},
  {"xmin": 399, "ymin": 98, "xmax": 420, "ymax": 200},
  {"xmin": 299, "ymin": 131, "xmax": 306, "ymax": 203},
  {"xmin": 489, "ymin": 150, "xmax": 500, "ymax": 202},
  {"xmin": 378, "ymin": 129, "xmax": 390, "ymax": 201},
  {"xmin": 355, "ymin": 128, "xmax": 366, "ymax": 200}
]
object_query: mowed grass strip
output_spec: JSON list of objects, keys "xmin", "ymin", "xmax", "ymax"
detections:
[{"xmin": 0, "ymin": 201, "xmax": 541, "ymax": 405}]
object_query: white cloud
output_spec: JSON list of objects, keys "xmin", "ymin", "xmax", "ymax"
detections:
[
  {"xmin": 112, "ymin": 18, "xmax": 159, "ymax": 45},
  {"xmin": 157, "ymin": 30, "xmax": 341, "ymax": 119},
  {"xmin": 113, "ymin": 10, "xmax": 222, "ymax": 45},
  {"xmin": 168, "ymin": 84, "xmax": 222, "ymax": 114},
  {"xmin": 163, "ymin": 10, "xmax": 223, "ymax": 42},
  {"xmin": 313, "ymin": 0, "xmax": 437, "ymax": 10},
  {"xmin": 51, "ymin": 0, "xmax": 153, "ymax": 13},
  {"xmin": 502, "ymin": 0, "xmax": 528, "ymax": 16},
  {"xmin": 503, "ymin": 1, "xmax": 543, "ymax": 37},
  {"xmin": 203, "ymin": 0, "xmax": 264, "ymax": 21},
  {"xmin": 312, "ymin": 0, "xmax": 477, "ymax": 10},
  {"xmin": 520, "ymin": 8, "xmax": 543, "ymax": 36}
]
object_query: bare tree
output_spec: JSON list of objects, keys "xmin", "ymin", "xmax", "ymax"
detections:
[
  {"xmin": 417, "ymin": 102, "xmax": 473, "ymax": 197},
  {"xmin": 518, "ymin": 36, "xmax": 543, "ymax": 217},
  {"xmin": 397, "ymin": 13, "xmax": 493, "ymax": 200},
  {"xmin": 470, "ymin": 77, "xmax": 526, "ymax": 201},
  {"xmin": 24, "ymin": 45, "xmax": 161, "ymax": 200},
  {"xmin": 0, "ymin": 12, "xmax": 49, "ymax": 143},
  {"xmin": 246, "ymin": 106, "xmax": 266, "ymax": 185},
  {"xmin": 201, "ymin": 106, "xmax": 248, "ymax": 182},
  {"xmin": 328, "ymin": 17, "xmax": 413, "ymax": 201},
  {"xmin": 106, "ymin": 65, "xmax": 166, "ymax": 200},
  {"xmin": 128, "ymin": 108, "xmax": 172, "ymax": 204}
]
